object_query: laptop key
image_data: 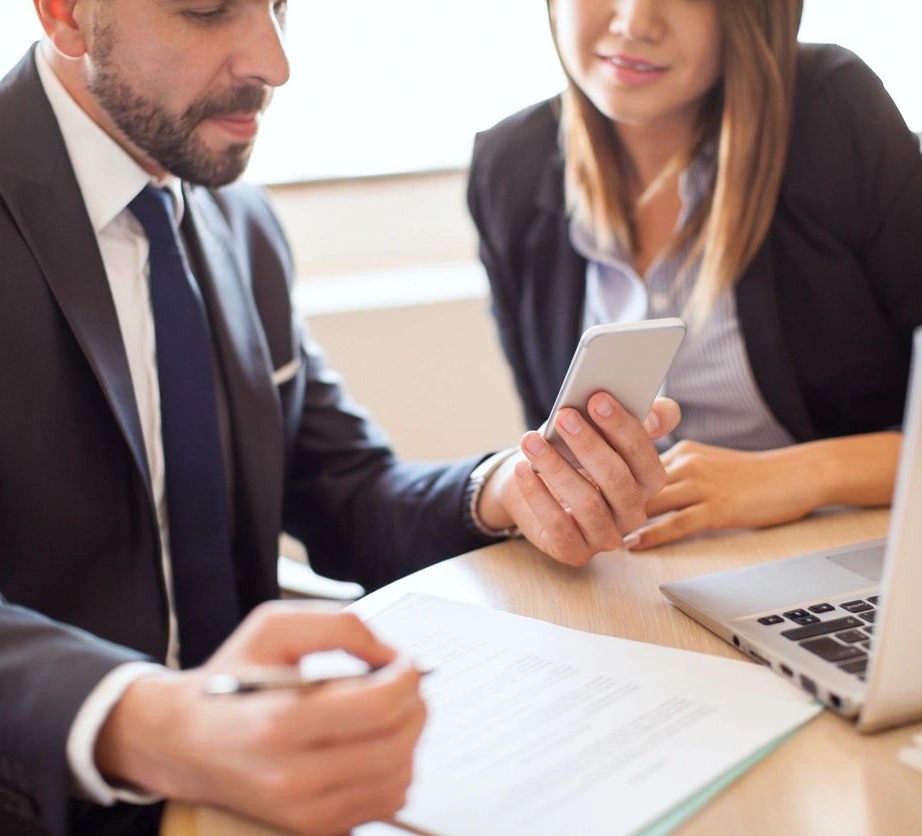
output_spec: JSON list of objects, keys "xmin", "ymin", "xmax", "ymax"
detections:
[
  {"xmin": 864, "ymin": 625, "xmax": 875, "ymax": 636},
  {"xmin": 859, "ymin": 610, "xmax": 876, "ymax": 623},
  {"xmin": 868, "ymin": 595, "xmax": 880, "ymax": 605},
  {"xmin": 809, "ymin": 603, "xmax": 835, "ymax": 613},
  {"xmin": 839, "ymin": 657, "xmax": 869, "ymax": 675},
  {"xmin": 781, "ymin": 616, "xmax": 864, "ymax": 641},
  {"xmin": 757, "ymin": 615, "xmax": 785, "ymax": 625},
  {"xmin": 836, "ymin": 630, "xmax": 867, "ymax": 643},
  {"xmin": 800, "ymin": 637, "xmax": 866, "ymax": 663},
  {"xmin": 781, "ymin": 610, "xmax": 820, "ymax": 625},
  {"xmin": 841, "ymin": 600, "xmax": 873, "ymax": 613}
]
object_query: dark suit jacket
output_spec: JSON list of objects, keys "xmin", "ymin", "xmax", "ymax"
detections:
[
  {"xmin": 0, "ymin": 48, "xmax": 490, "ymax": 835},
  {"xmin": 468, "ymin": 44, "xmax": 922, "ymax": 438}
]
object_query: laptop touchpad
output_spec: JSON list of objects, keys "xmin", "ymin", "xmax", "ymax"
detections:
[{"xmin": 827, "ymin": 544, "xmax": 885, "ymax": 582}]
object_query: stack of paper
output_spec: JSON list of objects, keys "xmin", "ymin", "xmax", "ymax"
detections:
[{"xmin": 363, "ymin": 593, "xmax": 821, "ymax": 836}]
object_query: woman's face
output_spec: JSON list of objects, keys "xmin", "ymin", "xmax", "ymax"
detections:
[{"xmin": 553, "ymin": 0, "xmax": 723, "ymax": 133}]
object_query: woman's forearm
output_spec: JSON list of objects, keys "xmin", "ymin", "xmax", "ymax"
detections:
[{"xmin": 790, "ymin": 431, "xmax": 902, "ymax": 510}]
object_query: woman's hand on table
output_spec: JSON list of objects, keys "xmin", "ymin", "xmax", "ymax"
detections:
[{"xmin": 626, "ymin": 433, "xmax": 902, "ymax": 550}]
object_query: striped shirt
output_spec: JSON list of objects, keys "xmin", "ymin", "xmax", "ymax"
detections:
[{"xmin": 572, "ymin": 154, "xmax": 794, "ymax": 452}]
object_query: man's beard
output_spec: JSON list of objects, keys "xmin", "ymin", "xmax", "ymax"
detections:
[{"xmin": 87, "ymin": 24, "xmax": 269, "ymax": 187}]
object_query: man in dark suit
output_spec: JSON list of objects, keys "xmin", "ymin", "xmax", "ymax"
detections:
[{"xmin": 0, "ymin": 2, "xmax": 678, "ymax": 834}]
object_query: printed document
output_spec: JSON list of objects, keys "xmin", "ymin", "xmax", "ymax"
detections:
[{"xmin": 363, "ymin": 593, "xmax": 821, "ymax": 836}]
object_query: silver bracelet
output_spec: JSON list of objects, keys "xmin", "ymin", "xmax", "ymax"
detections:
[{"xmin": 464, "ymin": 448, "xmax": 521, "ymax": 539}]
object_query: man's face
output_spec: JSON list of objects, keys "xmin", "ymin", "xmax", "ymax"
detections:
[{"xmin": 83, "ymin": 0, "xmax": 290, "ymax": 186}]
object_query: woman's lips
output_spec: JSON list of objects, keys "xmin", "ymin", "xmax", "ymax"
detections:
[{"xmin": 602, "ymin": 53, "xmax": 669, "ymax": 85}]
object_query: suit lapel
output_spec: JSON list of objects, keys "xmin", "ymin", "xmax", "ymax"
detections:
[
  {"xmin": 0, "ymin": 50, "xmax": 151, "ymax": 493},
  {"xmin": 526, "ymin": 144, "xmax": 587, "ymax": 417},
  {"xmin": 736, "ymin": 243, "xmax": 816, "ymax": 441}
]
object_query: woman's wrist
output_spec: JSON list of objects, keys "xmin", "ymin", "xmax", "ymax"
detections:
[
  {"xmin": 755, "ymin": 443, "xmax": 830, "ymax": 517},
  {"xmin": 765, "ymin": 433, "xmax": 901, "ymax": 511}
]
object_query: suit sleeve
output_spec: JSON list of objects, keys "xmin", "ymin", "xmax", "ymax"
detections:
[
  {"xmin": 793, "ymin": 51, "xmax": 922, "ymax": 346},
  {"xmin": 841, "ymin": 63, "xmax": 922, "ymax": 339},
  {"xmin": 0, "ymin": 593, "xmax": 147, "ymax": 836},
  {"xmin": 231, "ymin": 187, "xmax": 494, "ymax": 590},
  {"xmin": 280, "ymin": 329, "xmax": 493, "ymax": 590}
]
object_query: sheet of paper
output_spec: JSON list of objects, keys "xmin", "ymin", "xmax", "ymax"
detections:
[{"xmin": 363, "ymin": 593, "xmax": 821, "ymax": 836}]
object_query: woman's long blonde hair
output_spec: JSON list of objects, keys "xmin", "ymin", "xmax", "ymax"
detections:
[{"xmin": 549, "ymin": 0, "xmax": 803, "ymax": 320}]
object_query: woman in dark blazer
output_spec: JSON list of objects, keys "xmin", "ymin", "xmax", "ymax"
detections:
[{"xmin": 468, "ymin": 0, "xmax": 922, "ymax": 550}]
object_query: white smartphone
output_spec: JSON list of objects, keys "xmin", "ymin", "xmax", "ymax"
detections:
[{"xmin": 542, "ymin": 318, "xmax": 687, "ymax": 467}]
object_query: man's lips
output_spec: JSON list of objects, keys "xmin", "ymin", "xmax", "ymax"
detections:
[{"xmin": 206, "ymin": 112, "xmax": 260, "ymax": 141}]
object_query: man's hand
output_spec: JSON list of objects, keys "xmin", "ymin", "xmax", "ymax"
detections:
[
  {"xmin": 95, "ymin": 603, "xmax": 426, "ymax": 835},
  {"xmin": 478, "ymin": 394, "xmax": 680, "ymax": 566}
]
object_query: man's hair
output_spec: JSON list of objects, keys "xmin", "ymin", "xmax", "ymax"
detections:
[{"xmin": 547, "ymin": 0, "xmax": 804, "ymax": 321}]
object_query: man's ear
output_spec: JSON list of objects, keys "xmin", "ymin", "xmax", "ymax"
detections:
[{"xmin": 33, "ymin": 0, "xmax": 89, "ymax": 59}]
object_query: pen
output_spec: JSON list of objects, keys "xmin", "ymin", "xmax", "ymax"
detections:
[{"xmin": 204, "ymin": 666, "xmax": 433, "ymax": 696}]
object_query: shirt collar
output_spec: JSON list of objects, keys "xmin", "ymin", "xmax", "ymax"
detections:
[{"xmin": 35, "ymin": 43, "xmax": 185, "ymax": 232}]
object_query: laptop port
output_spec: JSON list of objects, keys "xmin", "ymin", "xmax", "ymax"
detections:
[
  {"xmin": 748, "ymin": 650, "xmax": 770, "ymax": 666},
  {"xmin": 801, "ymin": 675, "xmax": 817, "ymax": 695},
  {"xmin": 829, "ymin": 694, "xmax": 842, "ymax": 709},
  {"xmin": 732, "ymin": 635, "xmax": 740, "ymax": 648},
  {"xmin": 780, "ymin": 664, "xmax": 793, "ymax": 678}
]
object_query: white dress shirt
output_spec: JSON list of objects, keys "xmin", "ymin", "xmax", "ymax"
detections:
[{"xmin": 35, "ymin": 45, "xmax": 186, "ymax": 806}]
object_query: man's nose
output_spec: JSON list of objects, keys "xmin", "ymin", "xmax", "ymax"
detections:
[{"xmin": 232, "ymin": 8, "xmax": 291, "ymax": 88}]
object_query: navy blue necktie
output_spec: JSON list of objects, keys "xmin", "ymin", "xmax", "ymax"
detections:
[{"xmin": 129, "ymin": 185, "xmax": 239, "ymax": 668}]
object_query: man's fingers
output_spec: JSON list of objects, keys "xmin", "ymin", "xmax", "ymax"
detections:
[
  {"xmin": 285, "ymin": 769, "xmax": 413, "ymax": 835},
  {"xmin": 503, "ymin": 464, "xmax": 551, "ymax": 544},
  {"xmin": 521, "ymin": 429, "xmax": 597, "ymax": 509},
  {"xmin": 625, "ymin": 505, "xmax": 712, "ymax": 551},
  {"xmin": 526, "ymin": 421, "xmax": 629, "ymax": 550},
  {"xmin": 287, "ymin": 660, "xmax": 425, "ymax": 744},
  {"xmin": 176, "ymin": 661, "xmax": 424, "ymax": 834},
  {"xmin": 544, "ymin": 405, "xmax": 650, "ymax": 534},
  {"xmin": 222, "ymin": 605, "xmax": 396, "ymax": 670},
  {"xmin": 645, "ymin": 397, "xmax": 681, "ymax": 440},
  {"xmin": 271, "ymin": 696, "xmax": 424, "ymax": 799},
  {"xmin": 512, "ymin": 459, "xmax": 596, "ymax": 565},
  {"xmin": 313, "ymin": 703, "xmax": 423, "ymax": 793},
  {"xmin": 583, "ymin": 395, "xmax": 667, "ymax": 497}
]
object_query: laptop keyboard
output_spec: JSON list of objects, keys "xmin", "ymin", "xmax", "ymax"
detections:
[{"xmin": 756, "ymin": 596, "xmax": 879, "ymax": 681}]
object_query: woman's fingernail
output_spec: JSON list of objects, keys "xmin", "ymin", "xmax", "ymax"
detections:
[
  {"xmin": 558, "ymin": 411, "xmax": 582, "ymax": 435},
  {"xmin": 622, "ymin": 533, "xmax": 641, "ymax": 550},
  {"xmin": 644, "ymin": 411, "xmax": 661, "ymax": 436},
  {"xmin": 523, "ymin": 434, "xmax": 547, "ymax": 456},
  {"xmin": 593, "ymin": 395, "xmax": 614, "ymax": 418}
]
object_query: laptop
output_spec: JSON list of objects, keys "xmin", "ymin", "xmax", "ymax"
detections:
[{"xmin": 660, "ymin": 328, "xmax": 922, "ymax": 732}]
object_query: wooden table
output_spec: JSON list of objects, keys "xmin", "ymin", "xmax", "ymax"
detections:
[{"xmin": 163, "ymin": 508, "xmax": 922, "ymax": 835}]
